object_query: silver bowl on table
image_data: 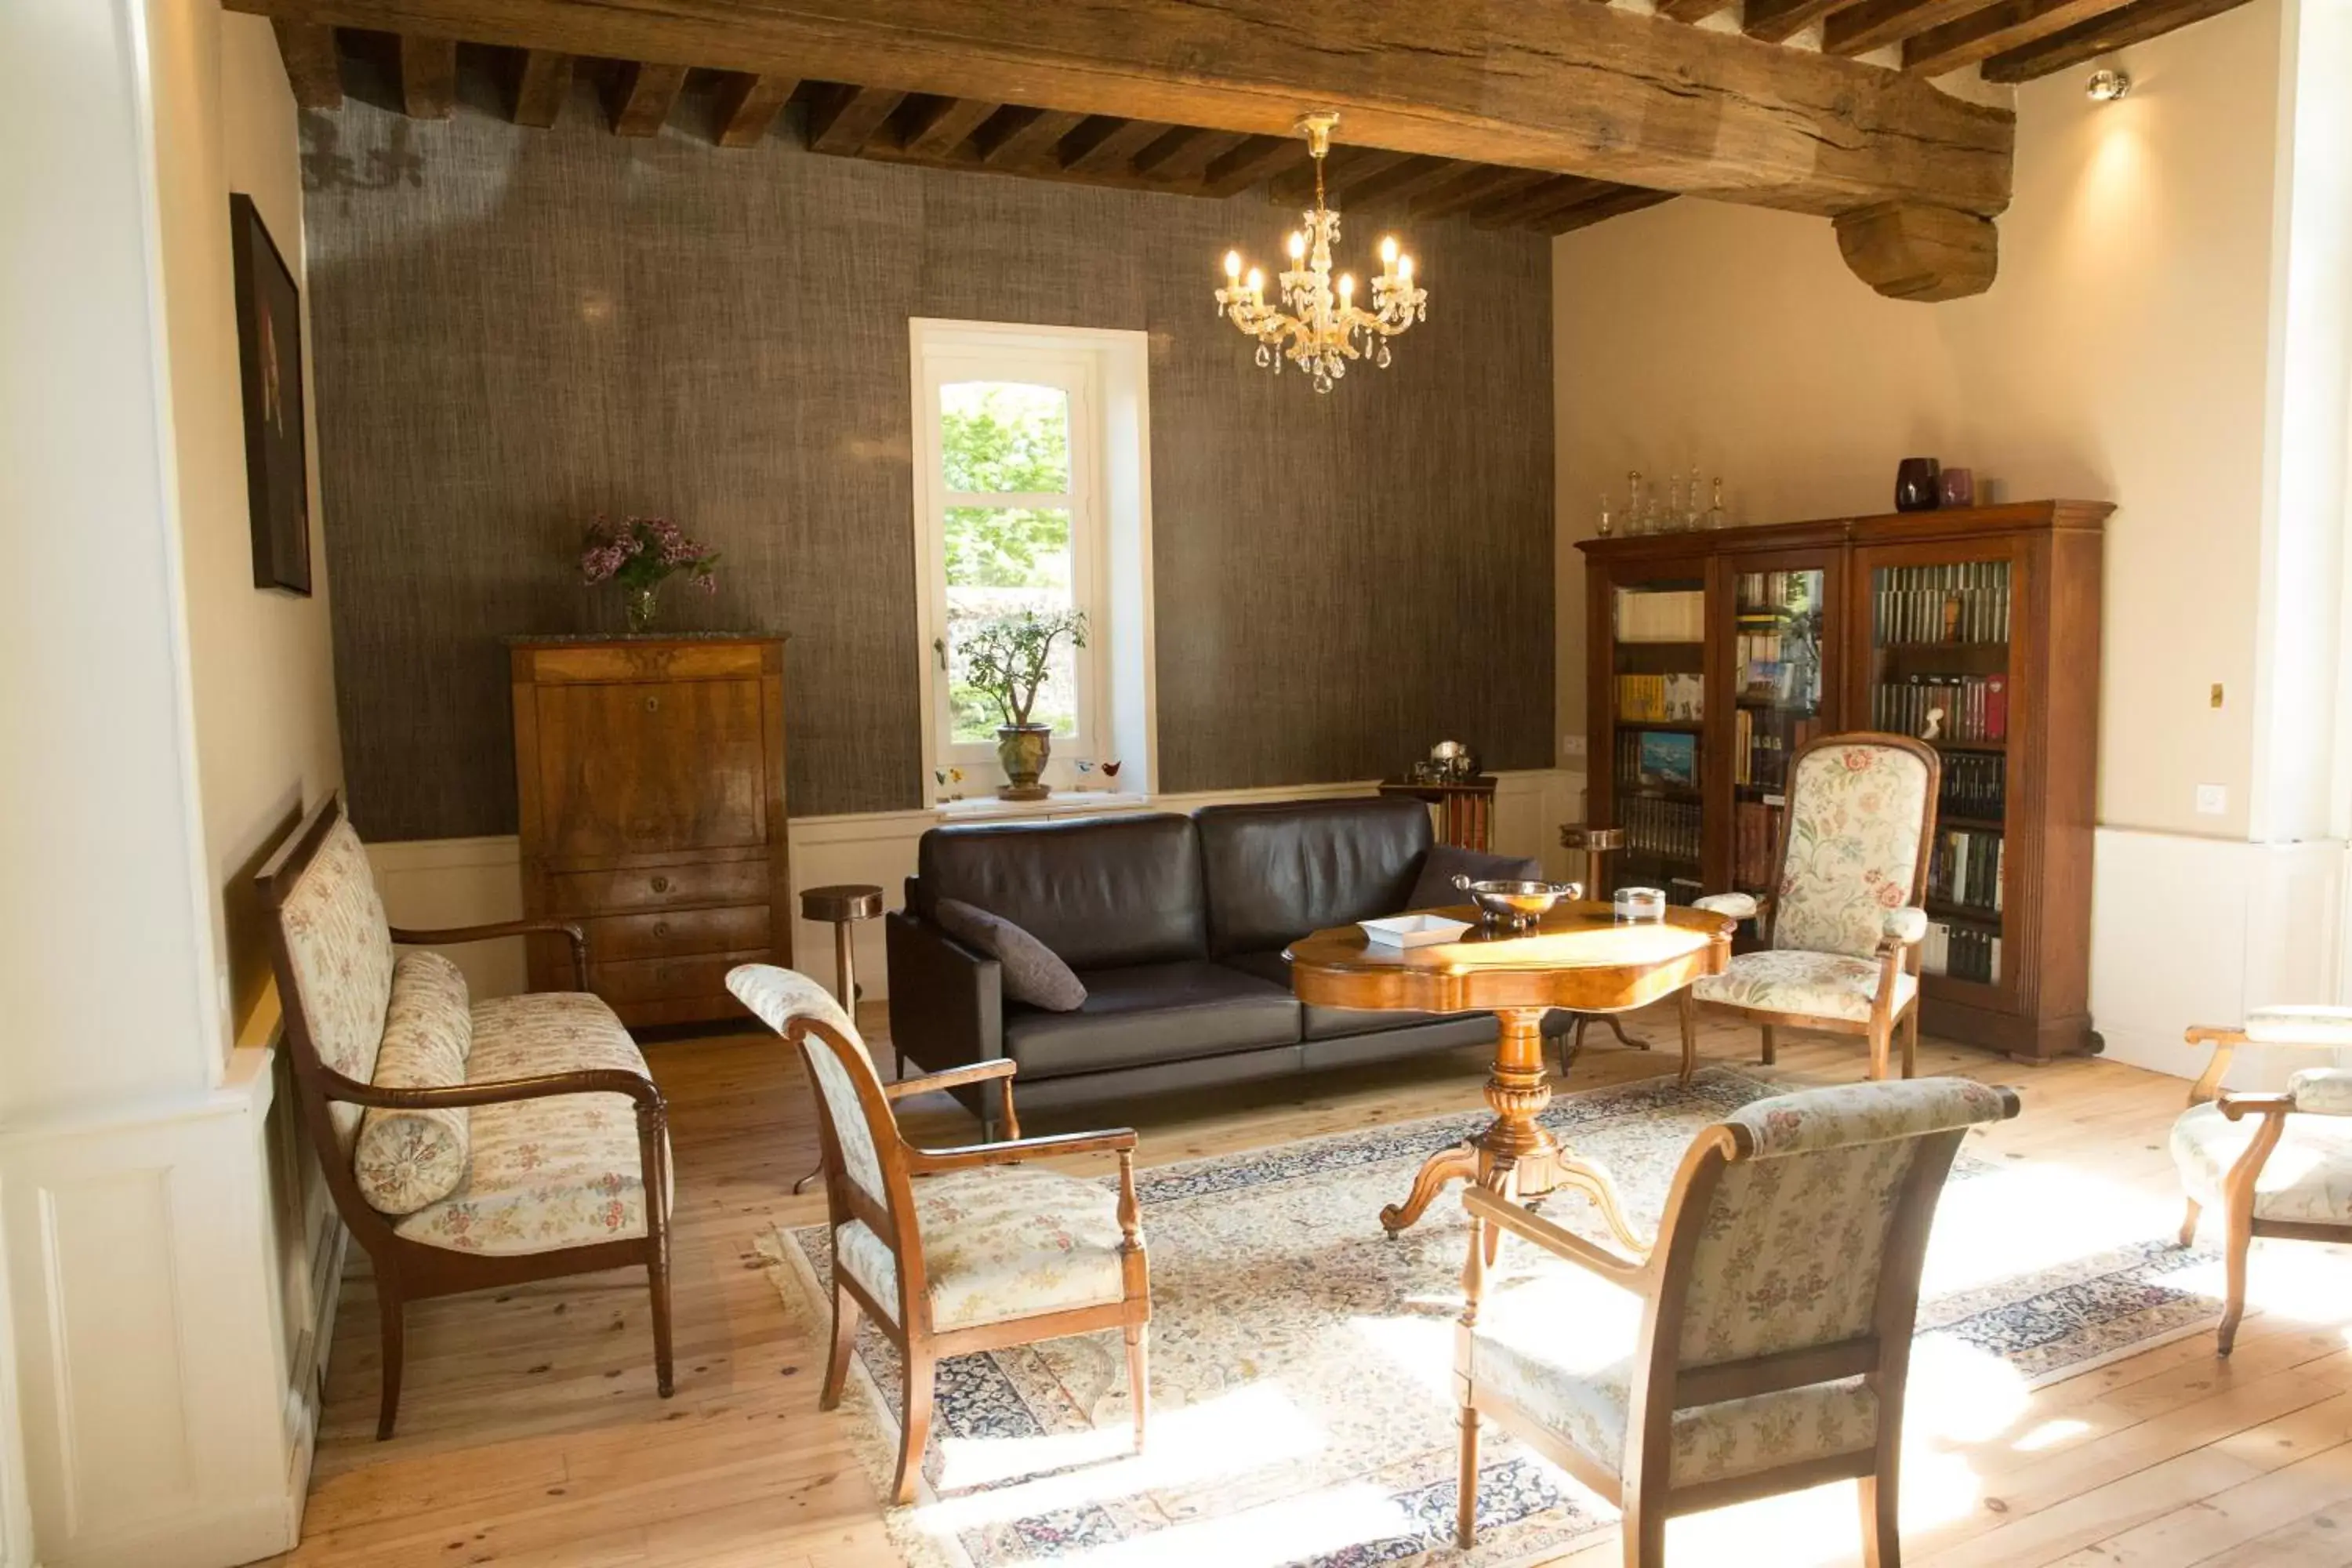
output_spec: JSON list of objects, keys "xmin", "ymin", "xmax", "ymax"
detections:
[{"xmin": 1452, "ymin": 874, "xmax": 1585, "ymax": 931}]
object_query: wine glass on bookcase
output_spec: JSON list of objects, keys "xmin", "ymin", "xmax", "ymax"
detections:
[
  {"xmin": 1865, "ymin": 556, "xmax": 2013, "ymax": 993},
  {"xmin": 1730, "ymin": 565, "xmax": 1827, "ymax": 940},
  {"xmin": 1608, "ymin": 573, "xmax": 1708, "ymax": 906}
]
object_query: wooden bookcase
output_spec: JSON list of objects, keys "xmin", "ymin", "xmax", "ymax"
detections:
[{"xmin": 1578, "ymin": 500, "xmax": 2111, "ymax": 1062}]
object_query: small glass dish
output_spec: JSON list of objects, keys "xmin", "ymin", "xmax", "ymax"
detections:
[{"xmin": 1614, "ymin": 887, "xmax": 1667, "ymax": 923}]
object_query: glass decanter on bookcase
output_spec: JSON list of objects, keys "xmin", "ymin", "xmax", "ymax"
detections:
[
  {"xmin": 1606, "ymin": 570, "xmax": 1708, "ymax": 905},
  {"xmin": 1864, "ymin": 555, "xmax": 2013, "ymax": 994},
  {"xmin": 1729, "ymin": 565, "xmax": 1827, "ymax": 938}
]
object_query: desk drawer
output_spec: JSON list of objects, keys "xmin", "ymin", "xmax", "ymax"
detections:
[
  {"xmin": 590, "ymin": 950, "xmax": 760, "ymax": 1005},
  {"xmin": 586, "ymin": 905, "xmax": 769, "ymax": 963},
  {"xmin": 549, "ymin": 859, "xmax": 769, "ymax": 916}
]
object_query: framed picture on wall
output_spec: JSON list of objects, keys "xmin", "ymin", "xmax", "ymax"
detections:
[{"xmin": 229, "ymin": 193, "xmax": 311, "ymax": 595}]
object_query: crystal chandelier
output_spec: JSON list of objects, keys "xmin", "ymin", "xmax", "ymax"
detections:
[{"xmin": 1214, "ymin": 111, "xmax": 1427, "ymax": 393}]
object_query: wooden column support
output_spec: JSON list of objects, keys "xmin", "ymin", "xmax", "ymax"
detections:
[{"xmin": 1834, "ymin": 201, "xmax": 1999, "ymax": 301}]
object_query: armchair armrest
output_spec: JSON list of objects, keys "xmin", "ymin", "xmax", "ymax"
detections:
[
  {"xmin": 2288, "ymin": 1068, "xmax": 2352, "ymax": 1116},
  {"xmin": 318, "ymin": 1062, "xmax": 665, "ymax": 1117},
  {"xmin": 1461, "ymin": 1184, "xmax": 1651, "ymax": 1283},
  {"xmin": 2217, "ymin": 1091, "xmax": 2295, "ymax": 1122},
  {"xmin": 393, "ymin": 918, "xmax": 589, "ymax": 989},
  {"xmin": 1693, "ymin": 891, "xmax": 1761, "ymax": 923},
  {"xmin": 886, "ymin": 1058, "xmax": 1021, "ymax": 1139},
  {"xmin": 1882, "ymin": 906, "xmax": 1929, "ymax": 946},
  {"xmin": 905, "ymin": 1126, "xmax": 1137, "ymax": 1173}
]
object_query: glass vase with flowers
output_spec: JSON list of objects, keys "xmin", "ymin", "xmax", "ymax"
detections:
[{"xmin": 579, "ymin": 514, "xmax": 720, "ymax": 633}]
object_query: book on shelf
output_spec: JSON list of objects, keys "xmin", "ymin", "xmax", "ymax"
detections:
[
  {"xmin": 1733, "ymin": 711, "xmax": 1820, "ymax": 789},
  {"xmin": 1733, "ymin": 799, "xmax": 1780, "ymax": 891},
  {"xmin": 1922, "ymin": 921, "xmax": 2002, "ymax": 985},
  {"xmin": 1616, "ymin": 793, "xmax": 1703, "ymax": 864},
  {"xmin": 1733, "ymin": 571, "xmax": 1822, "ymax": 709},
  {"xmin": 1939, "ymin": 753, "xmax": 2006, "ymax": 821},
  {"xmin": 1926, "ymin": 827, "xmax": 2005, "ymax": 915},
  {"xmin": 1875, "ymin": 562, "xmax": 2011, "ymax": 645},
  {"xmin": 1616, "ymin": 672, "xmax": 1704, "ymax": 723},
  {"xmin": 1615, "ymin": 588, "xmax": 1706, "ymax": 643},
  {"xmin": 1871, "ymin": 676, "xmax": 2007, "ymax": 742}
]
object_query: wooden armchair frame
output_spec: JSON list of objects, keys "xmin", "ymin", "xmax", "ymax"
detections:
[
  {"xmin": 789, "ymin": 1014, "xmax": 1151, "ymax": 1505},
  {"xmin": 1693, "ymin": 731, "xmax": 1940, "ymax": 1083},
  {"xmin": 258, "ymin": 795, "xmax": 673, "ymax": 1439},
  {"xmin": 2177, "ymin": 1023, "xmax": 2352, "ymax": 1355},
  {"xmin": 1457, "ymin": 1083, "xmax": 2019, "ymax": 1566}
]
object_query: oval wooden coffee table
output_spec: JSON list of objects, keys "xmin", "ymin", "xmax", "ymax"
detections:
[{"xmin": 1287, "ymin": 902, "xmax": 1733, "ymax": 1242}]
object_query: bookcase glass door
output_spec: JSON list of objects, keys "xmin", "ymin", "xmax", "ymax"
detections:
[
  {"xmin": 1609, "ymin": 570, "xmax": 1708, "ymax": 905},
  {"xmin": 1729, "ymin": 564, "xmax": 1828, "ymax": 935},
  {"xmin": 1864, "ymin": 554, "xmax": 2013, "ymax": 993}
]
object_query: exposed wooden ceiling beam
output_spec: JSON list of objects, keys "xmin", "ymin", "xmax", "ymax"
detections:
[
  {"xmin": 711, "ymin": 71, "xmax": 795, "ymax": 146},
  {"xmin": 1657, "ymin": 0, "xmax": 1737, "ymax": 20},
  {"xmin": 1412, "ymin": 165, "xmax": 1555, "ymax": 221},
  {"xmin": 1132, "ymin": 127, "xmax": 1247, "ymax": 183},
  {"xmin": 606, "ymin": 60, "xmax": 685, "ymax": 136},
  {"xmin": 804, "ymin": 83, "xmax": 904, "ymax": 154},
  {"xmin": 271, "ymin": 20, "xmax": 343, "ymax": 108},
  {"xmin": 1835, "ymin": 200, "xmax": 1995, "ymax": 299},
  {"xmin": 1336, "ymin": 154, "xmax": 1473, "ymax": 212},
  {"xmin": 1269, "ymin": 147, "xmax": 1406, "ymax": 205},
  {"xmin": 897, "ymin": 95, "xmax": 996, "ymax": 158},
  {"xmin": 506, "ymin": 47, "xmax": 569, "ymax": 127},
  {"xmin": 1824, "ymin": 0, "xmax": 1988, "ymax": 55},
  {"xmin": 1200, "ymin": 135, "xmax": 1308, "ymax": 198},
  {"xmin": 1058, "ymin": 115, "xmax": 1167, "ymax": 176},
  {"xmin": 1539, "ymin": 187, "xmax": 1677, "ymax": 235},
  {"xmin": 396, "ymin": 34, "xmax": 454, "ymax": 120},
  {"xmin": 1982, "ymin": 0, "xmax": 2249, "ymax": 79},
  {"xmin": 1743, "ymin": 0, "xmax": 1864, "ymax": 44},
  {"xmin": 223, "ymin": 0, "xmax": 2013, "ymax": 221},
  {"xmin": 1470, "ymin": 174, "xmax": 1621, "ymax": 229},
  {"xmin": 974, "ymin": 106, "xmax": 1086, "ymax": 169}
]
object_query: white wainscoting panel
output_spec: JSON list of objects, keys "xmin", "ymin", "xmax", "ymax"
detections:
[
  {"xmin": 2089, "ymin": 827, "xmax": 2346, "ymax": 1086},
  {"xmin": 0, "ymin": 1049, "xmax": 307, "ymax": 1568},
  {"xmin": 370, "ymin": 771, "xmax": 1588, "ymax": 1003}
]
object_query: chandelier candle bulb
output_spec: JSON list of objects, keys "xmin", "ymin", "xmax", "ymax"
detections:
[{"xmin": 1225, "ymin": 250, "xmax": 1242, "ymax": 280}]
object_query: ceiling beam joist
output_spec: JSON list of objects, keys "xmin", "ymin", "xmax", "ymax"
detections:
[
  {"xmin": 1981, "ymin": 0, "xmax": 2252, "ymax": 79},
  {"xmin": 1132, "ymin": 126, "xmax": 1247, "ymax": 182},
  {"xmin": 223, "ymin": 0, "xmax": 2012, "ymax": 220},
  {"xmin": 1058, "ymin": 116, "xmax": 1168, "ymax": 177},
  {"xmin": 606, "ymin": 60, "xmax": 686, "ymax": 136},
  {"xmin": 507, "ymin": 48, "xmax": 569, "ymax": 127},
  {"xmin": 1904, "ymin": 0, "xmax": 2124, "ymax": 74},
  {"xmin": 272, "ymin": 20, "xmax": 343, "ymax": 108},
  {"xmin": 804, "ymin": 83, "xmax": 905, "ymax": 154},
  {"xmin": 712, "ymin": 71, "xmax": 797, "ymax": 146},
  {"xmin": 1541, "ymin": 187, "xmax": 1676, "ymax": 234},
  {"xmin": 975, "ymin": 105, "xmax": 1086, "ymax": 169},
  {"xmin": 396, "ymin": 34, "xmax": 454, "ymax": 120},
  {"xmin": 1823, "ymin": 0, "xmax": 1991, "ymax": 56},
  {"xmin": 1412, "ymin": 165, "xmax": 1556, "ymax": 221},
  {"xmin": 1743, "ymin": 0, "xmax": 1863, "ymax": 44},
  {"xmin": 1200, "ymin": 134, "xmax": 1308, "ymax": 198},
  {"xmin": 898, "ymin": 95, "xmax": 997, "ymax": 158}
]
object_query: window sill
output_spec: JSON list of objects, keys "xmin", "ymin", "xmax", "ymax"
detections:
[{"xmin": 932, "ymin": 789, "xmax": 1151, "ymax": 824}]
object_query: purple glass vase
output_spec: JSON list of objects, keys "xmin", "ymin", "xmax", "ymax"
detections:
[{"xmin": 1895, "ymin": 457, "xmax": 1941, "ymax": 513}]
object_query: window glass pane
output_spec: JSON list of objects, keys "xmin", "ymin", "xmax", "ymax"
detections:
[
  {"xmin": 944, "ymin": 505, "xmax": 1078, "ymax": 744},
  {"xmin": 941, "ymin": 381, "xmax": 1070, "ymax": 494}
]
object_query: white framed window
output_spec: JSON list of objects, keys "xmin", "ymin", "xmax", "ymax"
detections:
[{"xmin": 911, "ymin": 320, "xmax": 1155, "ymax": 801}]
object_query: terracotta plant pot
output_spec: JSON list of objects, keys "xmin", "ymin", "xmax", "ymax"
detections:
[{"xmin": 996, "ymin": 724, "xmax": 1053, "ymax": 800}]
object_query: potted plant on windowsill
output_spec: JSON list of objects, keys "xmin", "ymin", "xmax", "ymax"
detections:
[{"xmin": 954, "ymin": 608, "xmax": 1088, "ymax": 801}]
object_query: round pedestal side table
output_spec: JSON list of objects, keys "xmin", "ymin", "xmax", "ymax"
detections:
[
  {"xmin": 1287, "ymin": 901, "xmax": 1732, "ymax": 1243},
  {"xmin": 791, "ymin": 883, "xmax": 885, "ymax": 1194},
  {"xmin": 1555, "ymin": 824, "xmax": 1647, "ymax": 1069}
]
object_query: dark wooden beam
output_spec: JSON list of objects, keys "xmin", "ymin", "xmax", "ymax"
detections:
[
  {"xmin": 1835, "ymin": 201, "xmax": 1996, "ymax": 299},
  {"xmin": 1538, "ymin": 187, "xmax": 1676, "ymax": 234},
  {"xmin": 804, "ymin": 83, "xmax": 905, "ymax": 154},
  {"xmin": 221, "ymin": 0, "xmax": 2013, "ymax": 219},
  {"xmin": 1333, "ymin": 155, "xmax": 1473, "ymax": 212},
  {"xmin": 1744, "ymin": 0, "xmax": 1864, "ymax": 44},
  {"xmin": 711, "ymin": 71, "xmax": 796, "ymax": 146},
  {"xmin": 1134, "ymin": 127, "xmax": 1248, "ymax": 182},
  {"xmin": 1824, "ymin": 0, "xmax": 1990, "ymax": 55},
  {"xmin": 507, "ymin": 47, "xmax": 569, "ymax": 127},
  {"xmin": 396, "ymin": 34, "xmax": 454, "ymax": 119},
  {"xmin": 897, "ymin": 95, "xmax": 996, "ymax": 158},
  {"xmin": 1200, "ymin": 134, "xmax": 1308, "ymax": 198},
  {"xmin": 1470, "ymin": 173, "xmax": 1618, "ymax": 229},
  {"xmin": 1058, "ymin": 116, "xmax": 1167, "ymax": 176},
  {"xmin": 1982, "ymin": 0, "xmax": 2250, "ymax": 79},
  {"xmin": 271, "ymin": 20, "xmax": 343, "ymax": 108},
  {"xmin": 1269, "ymin": 146, "xmax": 1406, "ymax": 205},
  {"xmin": 974, "ymin": 106, "xmax": 1086, "ymax": 169},
  {"xmin": 606, "ymin": 60, "xmax": 685, "ymax": 136},
  {"xmin": 1658, "ymin": 0, "xmax": 1737, "ymax": 18},
  {"xmin": 1412, "ymin": 164, "xmax": 1555, "ymax": 221}
]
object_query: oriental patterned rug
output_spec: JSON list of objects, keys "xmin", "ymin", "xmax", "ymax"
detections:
[{"xmin": 757, "ymin": 1065, "xmax": 2225, "ymax": 1568}]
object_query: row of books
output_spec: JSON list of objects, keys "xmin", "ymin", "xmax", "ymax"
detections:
[
  {"xmin": 1733, "ymin": 711, "xmax": 1821, "ymax": 789},
  {"xmin": 1922, "ymin": 921, "xmax": 2002, "ymax": 985},
  {"xmin": 1615, "ymin": 588, "xmax": 1705, "ymax": 643},
  {"xmin": 1870, "ymin": 676, "xmax": 2008, "ymax": 742},
  {"xmin": 1928, "ymin": 827, "xmax": 2005, "ymax": 913},
  {"xmin": 1618, "ymin": 673, "xmax": 1704, "ymax": 723},
  {"xmin": 1733, "ymin": 629, "xmax": 1821, "ymax": 708},
  {"xmin": 1620, "ymin": 796, "xmax": 1702, "ymax": 863},
  {"xmin": 1940, "ymin": 753, "xmax": 2006, "ymax": 822},
  {"xmin": 1733, "ymin": 800, "xmax": 1782, "ymax": 892},
  {"xmin": 1875, "ymin": 562, "xmax": 2012, "ymax": 645},
  {"xmin": 1617, "ymin": 728, "xmax": 1699, "ymax": 789},
  {"xmin": 1734, "ymin": 569, "xmax": 1818, "ymax": 616}
]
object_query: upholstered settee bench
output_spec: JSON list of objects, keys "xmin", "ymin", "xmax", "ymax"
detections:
[{"xmin": 259, "ymin": 794, "xmax": 673, "ymax": 1438}]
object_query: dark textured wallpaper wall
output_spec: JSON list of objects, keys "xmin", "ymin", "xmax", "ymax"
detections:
[{"xmin": 301, "ymin": 88, "xmax": 1554, "ymax": 838}]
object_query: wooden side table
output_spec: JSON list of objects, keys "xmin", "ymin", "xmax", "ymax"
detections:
[
  {"xmin": 1556, "ymin": 825, "xmax": 1644, "ymax": 1067},
  {"xmin": 792, "ymin": 884, "xmax": 884, "ymax": 1194},
  {"xmin": 1380, "ymin": 775, "xmax": 1498, "ymax": 851}
]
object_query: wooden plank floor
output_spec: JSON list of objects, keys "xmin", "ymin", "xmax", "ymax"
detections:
[{"xmin": 268, "ymin": 1005, "xmax": 2352, "ymax": 1567}]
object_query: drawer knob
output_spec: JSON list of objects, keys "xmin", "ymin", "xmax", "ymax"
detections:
[
  {"xmin": 650, "ymin": 875, "xmax": 670, "ymax": 894},
  {"xmin": 653, "ymin": 920, "xmax": 671, "ymax": 938}
]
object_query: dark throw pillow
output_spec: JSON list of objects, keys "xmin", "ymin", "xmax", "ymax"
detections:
[
  {"xmin": 934, "ymin": 898, "xmax": 1089, "ymax": 1011},
  {"xmin": 1407, "ymin": 844, "xmax": 1544, "ymax": 912}
]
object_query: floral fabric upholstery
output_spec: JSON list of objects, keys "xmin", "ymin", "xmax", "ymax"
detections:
[
  {"xmin": 2247, "ymin": 1005, "xmax": 2352, "ymax": 1047},
  {"xmin": 2290, "ymin": 1069, "xmax": 2352, "ymax": 1117},
  {"xmin": 833, "ymin": 1162, "xmax": 1129, "ymax": 1331},
  {"xmin": 354, "ymin": 951, "xmax": 474, "ymax": 1214},
  {"xmin": 1728, "ymin": 1077, "xmax": 2014, "ymax": 1160},
  {"xmin": 1468, "ymin": 1261, "xmax": 1878, "ymax": 1487},
  {"xmin": 1769, "ymin": 743, "xmax": 1932, "ymax": 961},
  {"xmin": 278, "ymin": 816, "xmax": 397, "ymax": 1152},
  {"xmin": 1691, "ymin": 949, "xmax": 1917, "ymax": 1024},
  {"xmin": 392, "ymin": 992, "xmax": 662, "ymax": 1254},
  {"xmin": 2170, "ymin": 1101, "xmax": 2352, "ymax": 1225},
  {"xmin": 728, "ymin": 965, "xmax": 892, "ymax": 1217}
]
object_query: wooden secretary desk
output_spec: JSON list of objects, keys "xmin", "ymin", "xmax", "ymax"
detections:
[
  {"xmin": 510, "ymin": 635, "xmax": 791, "ymax": 1028},
  {"xmin": 1577, "ymin": 501, "xmax": 2110, "ymax": 1062}
]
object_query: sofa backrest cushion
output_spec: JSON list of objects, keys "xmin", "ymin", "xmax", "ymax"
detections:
[
  {"xmin": 354, "ymin": 950, "xmax": 475, "ymax": 1215},
  {"xmin": 916, "ymin": 813, "xmax": 1207, "ymax": 971},
  {"xmin": 1196, "ymin": 797, "xmax": 1432, "ymax": 956},
  {"xmin": 277, "ymin": 815, "xmax": 398, "ymax": 1152}
]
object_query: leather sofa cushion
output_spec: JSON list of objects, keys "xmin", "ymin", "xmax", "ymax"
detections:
[
  {"xmin": 1195, "ymin": 797, "xmax": 1432, "ymax": 957},
  {"xmin": 917, "ymin": 813, "xmax": 1207, "ymax": 971},
  {"xmin": 1004, "ymin": 961, "xmax": 1301, "ymax": 1078}
]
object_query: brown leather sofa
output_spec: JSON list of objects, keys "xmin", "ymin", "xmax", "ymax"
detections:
[{"xmin": 885, "ymin": 797, "xmax": 1566, "ymax": 1126}]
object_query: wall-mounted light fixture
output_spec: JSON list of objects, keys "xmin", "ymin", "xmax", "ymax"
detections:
[{"xmin": 2086, "ymin": 68, "xmax": 2132, "ymax": 101}]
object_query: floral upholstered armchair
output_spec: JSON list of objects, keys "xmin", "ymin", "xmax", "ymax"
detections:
[
  {"xmin": 260, "ymin": 795, "xmax": 674, "ymax": 1439},
  {"xmin": 728, "ymin": 964, "xmax": 1151, "ymax": 1506},
  {"xmin": 1689, "ymin": 734, "xmax": 1940, "ymax": 1081},
  {"xmin": 1455, "ymin": 1076, "xmax": 2019, "ymax": 1566},
  {"xmin": 2173, "ymin": 1007, "xmax": 2352, "ymax": 1354}
]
